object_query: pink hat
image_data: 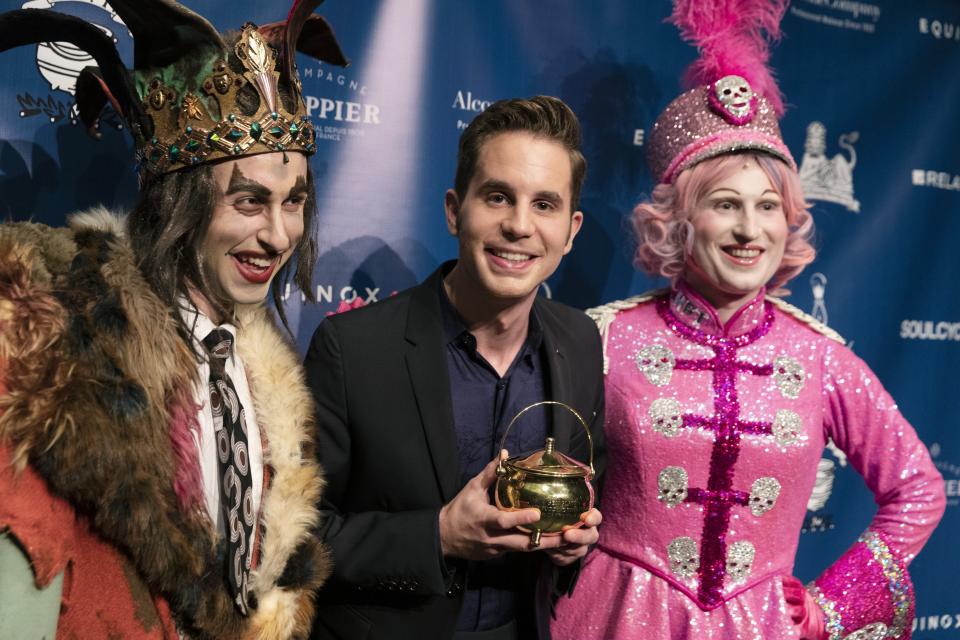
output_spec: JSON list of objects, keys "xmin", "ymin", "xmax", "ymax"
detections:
[{"xmin": 648, "ymin": 0, "xmax": 796, "ymax": 185}]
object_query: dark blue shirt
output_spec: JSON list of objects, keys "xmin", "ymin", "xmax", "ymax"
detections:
[{"xmin": 439, "ymin": 283, "xmax": 549, "ymax": 633}]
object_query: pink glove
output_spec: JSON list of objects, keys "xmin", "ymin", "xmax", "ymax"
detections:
[{"xmin": 782, "ymin": 576, "xmax": 828, "ymax": 640}]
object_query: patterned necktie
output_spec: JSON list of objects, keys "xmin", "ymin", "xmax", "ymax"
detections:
[{"xmin": 202, "ymin": 327, "xmax": 254, "ymax": 615}]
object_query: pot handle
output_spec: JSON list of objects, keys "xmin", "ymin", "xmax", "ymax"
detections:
[{"xmin": 495, "ymin": 400, "xmax": 594, "ymax": 477}]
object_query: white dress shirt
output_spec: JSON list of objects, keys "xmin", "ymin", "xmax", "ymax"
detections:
[{"xmin": 180, "ymin": 302, "xmax": 264, "ymax": 535}]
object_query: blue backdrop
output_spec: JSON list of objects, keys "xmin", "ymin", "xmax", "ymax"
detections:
[{"xmin": 1, "ymin": 0, "xmax": 957, "ymax": 634}]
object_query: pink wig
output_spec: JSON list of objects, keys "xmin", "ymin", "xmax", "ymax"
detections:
[{"xmin": 632, "ymin": 152, "xmax": 815, "ymax": 294}]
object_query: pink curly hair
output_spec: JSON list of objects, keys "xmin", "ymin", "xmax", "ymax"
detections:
[{"xmin": 632, "ymin": 152, "xmax": 815, "ymax": 294}]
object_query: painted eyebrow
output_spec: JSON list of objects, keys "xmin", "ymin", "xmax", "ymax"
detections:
[
  {"xmin": 225, "ymin": 165, "xmax": 271, "ymax": 199},
  {"xmin": 286, "ymin": 175, "xmax": 309, "ymax": 200}
]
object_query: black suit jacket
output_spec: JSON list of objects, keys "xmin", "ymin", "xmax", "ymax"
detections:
[{"xmin": 305, "ymin": 265, "xmax": 605, "ymax": 640}]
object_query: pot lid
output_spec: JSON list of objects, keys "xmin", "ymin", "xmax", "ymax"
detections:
[{"xmin": 506, "ymin": 437, "xmax": 590, "ymax": 477}]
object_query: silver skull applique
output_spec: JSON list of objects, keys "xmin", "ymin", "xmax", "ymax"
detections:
[
  {"xmin": 844, "ymin": 622, "xmax": 890, "ymax": 640},
  {"xmin": 748, "ymin": 477, "xmax": 781, "ymax": 516},
  {"xmin": 636, "ymin": 344, "xmax": 676, "ymax": 387},
  {"xmin": 649, "ymin": 398, "xmax": 684, "ymax": 437},
  {"xmin": 667, "ymin": 537, "xmax": 699, "ymax": 579},
  {"xmin": 773, "ymin": 356, "xmax": 805, "ymax": 399},
  {"xmin": 725, "ymin": 540, "xmax": 756, "ymax": 583},
  {"xmin": 772, "ymin": 409, "xmax": 802, "ymax": 446},
  {"xmin": 658, "ymin": 466, "xmax": 689, "ymax": 508},
  {"xmin": 714, "ymin": 75, "xmax": 754, "ymax": 120}
]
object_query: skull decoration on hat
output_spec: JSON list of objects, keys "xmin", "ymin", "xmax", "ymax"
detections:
[{"xmin": 646, "ymin": 0, "xmax": 796, "ymax": 185}]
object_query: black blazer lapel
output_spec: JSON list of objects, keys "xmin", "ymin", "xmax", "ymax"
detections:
[
  {"xmin": 403, "ymin": 268, "xmax": 461, "ymax": 503},
  {"xmin": 537, "ymin": 299, "xmax": 579, "ymax": 456}
]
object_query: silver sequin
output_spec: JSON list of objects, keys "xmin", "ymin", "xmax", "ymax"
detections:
[
  {"xmin": 773, "ymin": 356, "xmax": 805, "ymax": 399},
  {"xmin": 748, "ymin": 477, "xmax": 781, "ymax": 516},
  {"xmin": 726, "ymin": 540, "xmax": 755, "ymax": 583},
  {"xmin": 772, "ymin": 409, "xmax": 802, "ymax": 446},
  {"xmin": 667, "ymin": 537, "xmax": 699, "ymax": 579},
  {"xmin": 636, "ymin": 344, "xmax": 675, "ymax": 386},
  {"xmin": 843, "ymin": 622, "xmax": 889, "ymax": 640},
  {"xmin": 658, "ymin": 466, "xmax": 689, "ymax": 507},
  {"xmin": 649, "ymin": 398, "xmax": 683, "ymax": 437}
]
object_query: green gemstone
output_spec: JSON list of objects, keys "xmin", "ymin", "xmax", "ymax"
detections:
[
  {"xmin": 271, "ymin": 111, "xmax": 279, "ymax": 120},
  {"xmin": 228, "ymin": 114, "xmax": 236, "ymax": 122},
  {"xmin": 149, "ymin": 148, "xmax": 163, "ymax": 162},
  {"xmin": 289, "ymin": 123, "xmax": 300, "ymax": 137},
  {"xmin": 207, "ymin": 132, "xmax": 221, "ymax": 144},
  {"xmin": 227, "ymin": 128, "xmax": 244, "ymax": 141},
  {"xmin": 185, "ymin": 126, "xmax": 193, "ymax": 133},
  {"xmin": 268, "ymin": 126, "xmax": 284, "ymax": 138},
  {"xmin": 185, "ymin": 139, "xmax": 201, "ymax": 152},
  {"xmin": 232, "ymin": 144, "xmax": 241, "ymax": 153},
  {"xmin": 250, "ymin": 122, "xmax": 262, "ymax": 140},
  {"xmin": 169, "ymin": 145, "xmax": 180, "ymax": 161}
]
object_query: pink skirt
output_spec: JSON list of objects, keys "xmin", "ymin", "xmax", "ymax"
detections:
[{"xmin": 552, "ymin": 547, "xmax": 801, "ymax": 639}]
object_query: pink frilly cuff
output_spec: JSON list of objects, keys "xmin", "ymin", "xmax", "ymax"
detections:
[{"xmin": 808, "ymin": 530, "xmax": 914, "ymax": 640}]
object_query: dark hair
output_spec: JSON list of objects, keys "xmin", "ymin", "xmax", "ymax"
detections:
[
  {"xmin": 454, "ymin": 95, "xmax": 587, "ymax": 211},
  {"xmin": 127, "ymin": 160, "xmax": 317, "ymax": 343},
  {"xmin": 128, "ymin": 30, "xmax": 317, "ymax": 345}
]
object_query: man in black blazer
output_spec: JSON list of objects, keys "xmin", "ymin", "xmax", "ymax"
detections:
[{"xmin": 306, "ymin": 96, "xmax": 605, "ymax": 640}]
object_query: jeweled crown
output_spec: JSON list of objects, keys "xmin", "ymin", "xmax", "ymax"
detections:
[
  {"xmin": 139, "ymin": 24, "xmax": 319, "ymax": 175},
  {"xmin": 0, "ymin": 0, "xmax": 348, "ymax": 181}
]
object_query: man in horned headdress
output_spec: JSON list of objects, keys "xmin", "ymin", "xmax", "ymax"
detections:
[{"xmin": 0, "ymin": 1, "xmax": 347, "ymax": 637}]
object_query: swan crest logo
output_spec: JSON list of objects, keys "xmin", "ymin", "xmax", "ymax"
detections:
[{"xmin": 799, "ymin": 121, "xmax": 860, "ymax": 213}]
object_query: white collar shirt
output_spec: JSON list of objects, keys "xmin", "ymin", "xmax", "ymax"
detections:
[{"xmin": 179, "ymin": 301, "xmax": 264, "ymax": 535}]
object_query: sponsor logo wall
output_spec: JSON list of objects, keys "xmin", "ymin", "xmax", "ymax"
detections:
[{"xmin": 1, "ymin": 0, "xmax": 957, "ymax": 632}]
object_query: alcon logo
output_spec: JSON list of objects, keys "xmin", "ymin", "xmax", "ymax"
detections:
[{"xmin": 453, "ymin": 90, "xmax": 495, "ymax": 130}]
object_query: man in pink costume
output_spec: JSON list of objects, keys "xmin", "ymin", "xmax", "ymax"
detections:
[{"xmin": 551, "ymin": 1, "xmax": 944, "ymax": 639}]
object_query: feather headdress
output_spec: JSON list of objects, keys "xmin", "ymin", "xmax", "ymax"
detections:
[{"xmin": 648, "ymin": 0, "xmax": 794, "ymax": 184}]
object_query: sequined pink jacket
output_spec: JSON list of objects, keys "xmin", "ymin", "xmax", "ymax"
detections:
[{"xmin": 588, "ymin": 284, "xmax": 944, "ymax": 639}]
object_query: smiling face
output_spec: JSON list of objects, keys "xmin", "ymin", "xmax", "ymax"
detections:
[
  {"xmin": 193, "ymin": 152, "xmax": 308, "ymax": 319},
  {"xmin": 444, "ymin": 131, "xmax": 583, "ymax": 308},
  {"xmin": 685, "ymin": 157, "xmax": 788, "ymax": 310}
]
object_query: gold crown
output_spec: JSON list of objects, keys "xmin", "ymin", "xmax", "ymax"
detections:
[{"xmin": 139, "ymin": 24, "xmax": 317, "ymax": 175}]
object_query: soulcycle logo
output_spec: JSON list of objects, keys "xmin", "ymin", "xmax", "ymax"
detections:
[{"xmin": 900, "ymin": 320, "xmax": 960, "ymax": 342}]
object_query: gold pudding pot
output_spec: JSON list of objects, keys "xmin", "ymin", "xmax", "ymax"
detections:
[{"xmin": 494, "ymin": 401, "xmax": 595, "ymax": 547}]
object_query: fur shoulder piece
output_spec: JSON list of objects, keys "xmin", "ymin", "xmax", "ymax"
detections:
[
  {"xmin": 67, "ymin": 205, "xmax": 128, "ymax": 237},
  {"xmin": 766, "ymin": 295, "xmax": 846, "ymax": 345},
  {"xmin": 0, "ymin": 221, "xmax": 328, "ymax": 639},
  {"xmin": 585, "ymin": 289, "xmax": 669, "ymax": 374},
  {"xmin": 235, "ymin": 305, "xmax": 331, "ymax": 638}
]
